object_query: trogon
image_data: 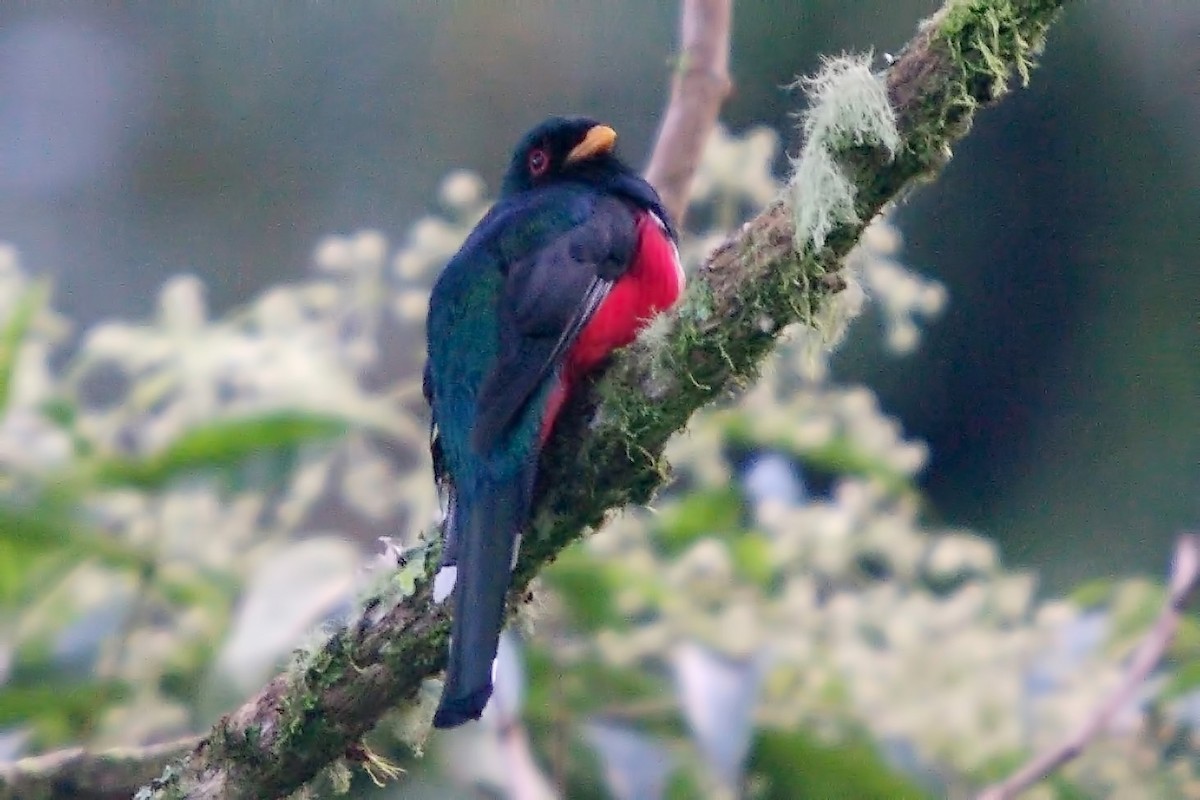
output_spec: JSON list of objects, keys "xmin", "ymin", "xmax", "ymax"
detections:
[{"xmin": 424, "ymin": 116, "xmax": 684, "ymax": 728}]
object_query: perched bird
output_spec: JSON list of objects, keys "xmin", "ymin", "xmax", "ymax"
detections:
[{"xmin": 424, "ymin": 116, "xmax": 684, "ymax": 728}]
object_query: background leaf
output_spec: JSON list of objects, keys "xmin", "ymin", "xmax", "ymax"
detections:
[{"xmin": 86, "ymin": 411, "xmax": 349, "ymax": 489}]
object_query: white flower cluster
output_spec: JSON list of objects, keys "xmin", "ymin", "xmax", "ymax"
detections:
[
  {"xmin": 849, "ymin": 222, "xmax": 948, "ymax": 355},
  {"xmin": 573, "ymin": 470, "xmax": 1199, "ymax": 796},
  {"xmin": 0, "ymin": 209, "xmax": 465, "ymax": 746}
]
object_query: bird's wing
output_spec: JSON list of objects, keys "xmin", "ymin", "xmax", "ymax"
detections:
[{"xmin": 471, "ymin": 194, "xmax": 638, "ymax": 454}]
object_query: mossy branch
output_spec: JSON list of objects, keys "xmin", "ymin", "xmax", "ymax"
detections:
[
  {"xmin": 0, "ymin": 737, "xmax": 197, "ymax": 800},
  {"xmin": 120, "ymin": 1, "xmax": 1074, "ymax": 798}
]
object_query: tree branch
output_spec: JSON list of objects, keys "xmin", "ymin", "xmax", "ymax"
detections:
[
  {"xmin": 0, "ymin": 736, "xmax": 198, "ymax": 800},
  {"xmin": 977, "ymin": 534, "xmax": 1200, "ymax": 800},
  {"xmin": 103, "ymin": 1, "xmax": 1068, "ymax": 797},
  {"xmin": 643, "ymin": 0, "xmax": 734, "ymax": 226}
]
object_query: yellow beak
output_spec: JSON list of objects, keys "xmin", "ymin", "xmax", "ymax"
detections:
[{"xmin": 566, "ymin": 124, "xmax": 617, "ymax": 164}]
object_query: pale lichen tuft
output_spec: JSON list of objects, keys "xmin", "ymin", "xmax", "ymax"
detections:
[{"xmin": 789, "ymin": 53, "xmax": 900, "ymax": 251}]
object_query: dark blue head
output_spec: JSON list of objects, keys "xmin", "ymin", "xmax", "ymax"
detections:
[{"xmin": 499, "ymin": 116, "xmax": 677, "ymax": 240}]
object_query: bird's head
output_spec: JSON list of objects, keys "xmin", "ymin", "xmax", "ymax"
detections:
[{"xmin": 499, "ymin": 116, "xmax": 629, "ymax": 196}]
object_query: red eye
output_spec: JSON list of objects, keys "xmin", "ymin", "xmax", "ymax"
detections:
[{"xmin": 527, "ymin": 148, "xmax": 549, "ymax": 177}]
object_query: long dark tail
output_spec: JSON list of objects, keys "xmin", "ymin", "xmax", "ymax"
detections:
[{"xmin": 433, "ymin": 467, "xmax": 530, "ymax": 728}]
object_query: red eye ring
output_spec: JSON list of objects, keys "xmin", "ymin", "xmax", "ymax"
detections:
[{"xmin": 528, "ymin": 148, "xmax": 549, "ymax": 177}]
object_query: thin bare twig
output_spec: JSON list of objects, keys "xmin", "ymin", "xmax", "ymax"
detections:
[
  {"xmin": 644, "ymin": 0, "xmax": 734, "ymax": 225},
  {"xmin": 0, "ymin": 735, "xmax": 199, "ymax": 800},
  {"xmin": 978, "ymin": 533, "xmax": 1200, "ymax": 800}
]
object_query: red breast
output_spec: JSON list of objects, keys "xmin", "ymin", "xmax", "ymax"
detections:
[
  {"xmin": 539, "ymin": 210, "xmax": 684, "ymax": 443},
  {"xmin": 568, "ymin": 211, "xmax": 685, "ymax": 378}
]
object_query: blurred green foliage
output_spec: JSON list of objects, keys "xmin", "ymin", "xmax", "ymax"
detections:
[
  {"xmin": 86, "ymin": 412, "xmax": 348, "ymax": 491},
  {"xmin": 749, "ymin": 730, "xmax": 928, "ymax": 799}
]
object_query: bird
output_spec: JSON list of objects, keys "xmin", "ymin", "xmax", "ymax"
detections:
[{"xmin": 423, "ymin": 116, "xmax": 684, "ymax": 728}]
